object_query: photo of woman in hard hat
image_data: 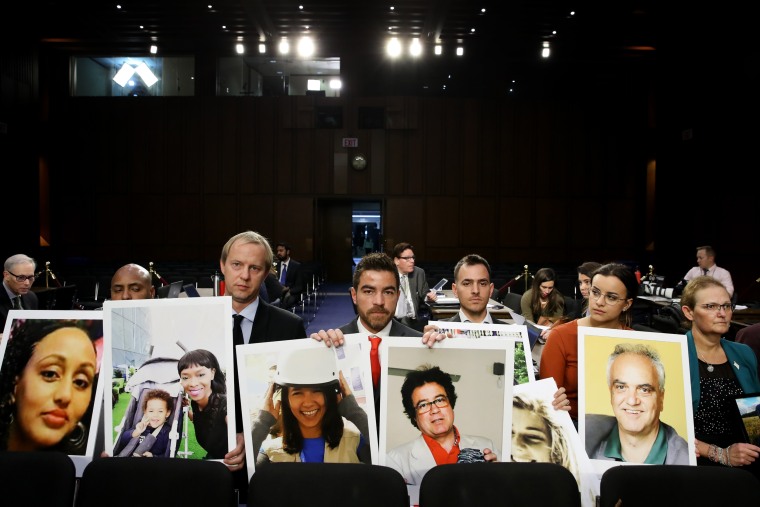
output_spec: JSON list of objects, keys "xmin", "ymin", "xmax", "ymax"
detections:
[{"xmin": 249, "ymin": 346, "xmax": 371, "ymax": 466}]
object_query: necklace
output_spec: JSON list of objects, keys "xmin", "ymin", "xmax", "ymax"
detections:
[{"xmin": 697, "ymin": 351, "xmax": 715, "ymax": 373}]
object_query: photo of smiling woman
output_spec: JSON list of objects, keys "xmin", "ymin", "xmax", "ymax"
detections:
[
  {"xmin": 178, "ymin": 349, "xmax": 228, "ymax": 459},
  {"xmin": 250, "ymin": 346, "xmax": 371, "ymax": 466},
  {"xmin": 0, "ymin": 318, "xmax": 103, "ymax": 453}
]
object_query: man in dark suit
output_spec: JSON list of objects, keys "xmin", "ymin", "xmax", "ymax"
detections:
[
  {"xmin": 219, "ymin": 230, "xmax": 306, "ymax": 502},
  {"xmin": 392, "ymin": 242, "xmax": 437, "ymax": 331},
  {"xmin": 311, "ymin": 252, "xmax": 433, "ymax": 427},
  {"xmin": 109, "ymin": 263, "xmax": 155, "ymax": 300},
  {"xmin": 274, "ymin": 241, "xmax": 304, "ymax": 308},
  {"xmin": 443, "ymin": 254, "xmax": 507, "ymax": 325},
  {"xmin": 1, "ymin": 254, "xmax": 39, "ymax": 330}
]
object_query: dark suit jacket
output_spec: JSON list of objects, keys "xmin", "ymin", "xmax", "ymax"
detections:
[
  {"xmin": 0, "ymin": 289, "xmax": 39, "ymax": 330},
  {"xmin": 405, "ymin": 266, "xmax": 431, "ymax": 317},
  {"xmin": 339, "ymin": 318, "xmax": 422, "ymax": 429},
  {"xmin": 274, "ymin": 259, "xmax": 304, "ymax": 299},
  {"xmin": 442, "ymin": 313, "xmax": 508, "ymax": 325},
  {"xmin": 233, "ymin": 300, "xmax": 307, "ymax": 433}
]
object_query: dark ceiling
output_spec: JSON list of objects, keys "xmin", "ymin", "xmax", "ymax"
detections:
[{"xmin": 7, "ymin": 0, "xmax": 655, "ymax": 96}]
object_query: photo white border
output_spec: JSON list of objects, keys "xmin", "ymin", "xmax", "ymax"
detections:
[
  {"xmin": 428, "ymin": 321, "xmax": 534, "ymax": 384},
  {"xmin": 379, "ymin": 336, "xmax": 514, "ymax": 506},
  {"xmin": 0, "ymin": 309, "xmax": 106, "ymax": 476},
  {"xmin": 103, "ymin": 297, "xmax": 234, "ymax": 461},
  {"xmin": 237, "ymin": 337, "xmax": 379, "ymax": 480},
  {"xmin": 578, "ymin": 326, "xmax": 696, "ymax": 475}
]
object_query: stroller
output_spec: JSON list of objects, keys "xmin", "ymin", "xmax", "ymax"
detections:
[{"xmin": 112, "ymin": 356, "xmax": 186, "ymax": 458}]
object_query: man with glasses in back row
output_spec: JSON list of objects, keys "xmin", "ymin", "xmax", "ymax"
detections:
[
  {"xmin": 1, "ymin": 254, "xmax": 39, "ymax": 330},
  {"xmin": 392, "ymin": 242, "xmax": 437, "ymax": 332}
]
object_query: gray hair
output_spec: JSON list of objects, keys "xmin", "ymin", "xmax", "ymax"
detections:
[
  {"xmin": 4, "ymin": 254, "xmax": 36, "ymax": 272},
  {"xmin": 606, "ymin": 343, "xmax": 665, "ymax": 392}
]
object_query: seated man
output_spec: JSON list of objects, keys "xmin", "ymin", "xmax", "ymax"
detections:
[
  {"xmin": 1, "ymin": 254, "xmax": 39, "ymax": 329},
  {"xmin": 681, "ymin": 245, "xmax": 734, "ymax": 298},
  {"xmin": 110, "ymin": 263, "xmax": 156, "ymax": 300},
  {"xmin": 585, "ymin": 343, "xmax": 689, "ymax": 464}
]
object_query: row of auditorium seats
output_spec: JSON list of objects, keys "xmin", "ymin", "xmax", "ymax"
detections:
[{"xmin": 3, "ymin": 451, "xmax": 758, "ymax": 507}]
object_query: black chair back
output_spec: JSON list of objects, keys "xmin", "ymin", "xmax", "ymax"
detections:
[
  {"xmin": 248, "ymin": 462, "xmax": 409, "ymax": 507},
  {"xmin": 0, "ymin": 451, "xmax": 76, "ymax": 507},
  {"xmin": 76, "ymin": 457, "xmax": 235, "ymax": 507},
  {"xmin": 419, "ymin": 462, "xmax": 581, "ymax": 507},
  {"xmin": 599, "ymin": 464, "xmax": 760, "ymax": 507}
]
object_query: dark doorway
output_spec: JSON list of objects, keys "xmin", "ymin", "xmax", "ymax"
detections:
[{"xmin": 315, "ymin": 199, "xmax": 382, "ymax": 284}]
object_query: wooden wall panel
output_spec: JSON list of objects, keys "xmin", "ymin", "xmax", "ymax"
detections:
[
  {"xmin": 421, "ymin": 99, "xmax": 445, "ymax": 195},
  {"xmin": 370, "ymin": 129, "xmax": 386, "ymax": 195},
  {"xmin": 254, "ymin": 99, "xmax": 277, "ymax": 193},
  {"xmin": 384, "ymin": 197, "xmax": 425, "ymax": 255},
  {"xmin": 273, "ymin": 196, "xmax": 314, "ymax": 259}
]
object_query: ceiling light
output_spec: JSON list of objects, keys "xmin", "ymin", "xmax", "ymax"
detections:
[
  {"xmin": 258, "ymin": 43, "xmax": 266, "ymax": 54},
  {"xmin": 113, "ymin": 63, "xmax": 134, "ymax": 87},
  {"xmin": 297, "ymin": 36, "xmax": 314, "ymax": 57},
  {"xmin": 150, "ymin": 45, "xmax": 157, "ymax": 54},
  {"xmin": 386, "ymin": 37, "xmax": 402, "ymax": 58},
  {"xmin": 542, "ymin": 41, "xmax": 550, "ymax": 58},
  {"xmin": 307, "ymin": 79, "xmax": 321, "ymax": 91},
  {"xmin": 329, "ymin": 79, "xmax": 341, "ymax": 90},
  {"xmin": 279, "ymin": 39, "xmax": 290, "ymax": 54},
  {"xmin": 134, "ymin": 62, "xmax": 158, "ymax": 87},
  {"xmin": 409, "ymin": 38, "xmax": 422, "ymax": 57},
  {"xmin": 236, "ymin": 43, "xmax": 244, "ymax": 54},
  {"xmin": 456, "ymin": 46, "xmax": 464, "ymax": 56},
  {"xmin": 434, "ymin": 44, "xmax": 442, "ymax": 55}
]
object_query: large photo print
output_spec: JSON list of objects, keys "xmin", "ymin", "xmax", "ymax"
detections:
[
  {"xmin": 0, "ymin": 310, "xmax": 105, "ymax": 475},
  {"xmin": 103, "ymin": 297, "xmax": 234, "ymax": 461},
  {"xmin": 237, "ymin": 337, "xmax": 378, "ymax": 479},
  {"xmin": 379, "ymin": 337, "xmax": 514, "ymax": 506},
  {"xmin": 578, "ymin": 327, "xmax": 696, "ymax": 471}
]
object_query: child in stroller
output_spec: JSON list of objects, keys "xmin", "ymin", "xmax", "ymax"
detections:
[{"xmin": 116, "ymin": 389, "xmax": 173, "ymax": 457}]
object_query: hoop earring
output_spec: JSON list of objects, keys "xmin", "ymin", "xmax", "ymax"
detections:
[{"xmin": 67, "ymin": 421, "xmax": 87, "ymax": 449}]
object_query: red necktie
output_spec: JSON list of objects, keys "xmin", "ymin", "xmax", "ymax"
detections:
[{"xmin": 368, "ymin": 335, "xmax": 382, "ymax": 388}]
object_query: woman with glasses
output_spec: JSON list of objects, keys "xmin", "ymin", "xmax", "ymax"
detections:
[
  {"xmin": 520, "ymin": 267, "xmax": 565, "ymax": 327},
  {"xmin": 539, "ymin": 263, "xmax": 638, "ymax": 425},
  {"xmin": 681, "ymin": 276, "xmax": 760, "ymax": 476}
]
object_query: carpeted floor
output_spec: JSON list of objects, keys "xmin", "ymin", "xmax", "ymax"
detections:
[{"xmin": 304, "ymin": 282, "xmax": 356, "ymax": 335}]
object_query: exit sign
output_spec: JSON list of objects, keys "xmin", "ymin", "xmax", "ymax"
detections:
[{"xmin": 342, "ymin": 137, "xmax": 359, "ymax": 148}]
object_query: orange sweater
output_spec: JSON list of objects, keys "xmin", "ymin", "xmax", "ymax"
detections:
[{"xmin": 539, "ymin": 320, "xmax": 581, "ymax": 419}]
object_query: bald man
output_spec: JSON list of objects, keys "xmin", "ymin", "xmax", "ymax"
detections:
[{"xmin": 110, "ymin": 263, "xmax": 155, "ymax": 300}]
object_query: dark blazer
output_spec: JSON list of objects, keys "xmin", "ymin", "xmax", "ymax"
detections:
[
  {"xmin": 0, "ymin": 289, "xmax": 39, "ymax": 330},
  {"xmin": 249, "ymin": 299, "xmax": 307, "ymax": 343},
  {"xmin": 274, "ymin": 259, "xmax": 304, "ymax": 299},
  {"xmin": 405, "ymin": 266, "xmax": 431, "ymax": 317},
  {"xmin": 443, "ymin": 313, "xmax": 508, "ymax": 325},
  {"xmin": 339, "ymin": 318, "xmax": 422, "ymax": 430}
]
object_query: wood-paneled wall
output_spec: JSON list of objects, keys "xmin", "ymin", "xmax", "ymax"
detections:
[{"xmin": 43, "ymin": 91, "xmax": 648, "ymax": 274}]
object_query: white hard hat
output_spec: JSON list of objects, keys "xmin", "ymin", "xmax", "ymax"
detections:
[{"xmin": 275, "ymin": 346, "xmax": 339, "ymax": 386}]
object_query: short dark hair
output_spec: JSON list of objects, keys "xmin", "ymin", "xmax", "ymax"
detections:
[
  {"xmin": 276, "ymin": 242, "xmax": 291, "ymax": 251},
  {"xmin": 697, "ymin": 245, "xmax": 715, "ymax": 258},
  {"xmin": 392, "ymin": 242, "xmax": 414, "ymax": 258},
  {"xmin": 352, "ymin": 252, "xmax": 399, "ymax": 290},
  {"xmin": 400, "ymin": 365, "xmax": 458, "ymax": 429},
  {"xmin": 453, "ymin": 254, "xmax": 492, "ymax": 281}
]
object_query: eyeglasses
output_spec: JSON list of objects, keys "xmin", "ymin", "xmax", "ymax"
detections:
[
  {"xmin": 415, "ymin": 395, "xmax": 449, "ymax": 414},
  {"xmin": 699, "ymin": 303, "xmax": 735, "ymax": 313},
  {"xmin": 6, "ymin": 270, "xmax": 36, "ymax": 283},
  {"xmin": 399, "ymin": 256, "xmax": 415, "ymax": 261},
  {"xmin": 589, "ymin": 287, "xmax": 626, "ymax": 306}
]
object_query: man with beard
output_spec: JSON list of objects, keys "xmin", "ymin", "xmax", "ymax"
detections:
[{"xmin": 274, "ymin": 241, "xmax": 304, "ymax": 308}]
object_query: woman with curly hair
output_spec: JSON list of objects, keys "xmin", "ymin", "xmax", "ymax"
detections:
[{"xmin": 0, "ymin": 318, "xmax": 102, "ymax": 453}]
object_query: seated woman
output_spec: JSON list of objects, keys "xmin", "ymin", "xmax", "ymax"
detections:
[
  {"xmin": 681, "ymin": 276, "xmax": 760, "ymax": 478},
  {"xmin": 251, "ymin": 346, "xmax": 371, "ymax": 465},
  {"xmin": 540, "ymin": 263, "xmax": 638, "ymax": 425},
  {"xmin": 521, "ymin": 267, "xmax": 565, "ymax": 326}
]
